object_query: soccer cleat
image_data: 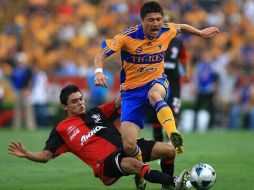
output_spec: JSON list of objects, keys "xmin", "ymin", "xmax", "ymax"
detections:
[
  {"xmin": 170, "ymin": 131, "xmax": 184, "ymax": 153},
  {"xmin": 185, "ymin": 180, "xmax": 193, "ymax": 189},
  {"xmin": 134, "ymin": 175, "xmax": 147, "ymax": 190},
  {"xmin": 175, "ymin": 170, "xmax": 190, "ymax": 190}
]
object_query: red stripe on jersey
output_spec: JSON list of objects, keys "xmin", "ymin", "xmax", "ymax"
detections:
[
  {"xmin": 98, "ymin": 100, "xmax": 116, "ymax": 119},
  {"xmin": 179, "ymin": 43, "xmax": 188, "ymax": 64},
  {"xmin": 54, "ymin": 144, "xmax": 69, "ymax": 157}
]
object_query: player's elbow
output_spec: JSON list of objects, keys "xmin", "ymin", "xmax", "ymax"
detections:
[{"xmin": 41, "ymin": 150, "xmax": 53, "ymax": 163}]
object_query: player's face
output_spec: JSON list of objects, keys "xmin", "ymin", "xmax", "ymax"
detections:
[
  {"xmin": 141, "ymin": 12, "xmax": 163, "ymax": 39},
  {"xmin": 64, "ymin": 92, "xmax": 86, "ymax": 116}
]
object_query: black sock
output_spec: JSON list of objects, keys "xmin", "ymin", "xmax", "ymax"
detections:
[
  {"xmin": 144, "ymin": 168, "xmax": 174, "ymax": 186},
  {"xmin": 160, "ymin": 160, "xmax": 174, "ymax": 176},
  {"xmin": 153, "ymin": 127, "xmax": 163, "ymax": 142}
]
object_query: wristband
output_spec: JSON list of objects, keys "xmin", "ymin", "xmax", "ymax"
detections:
[{"xmin": 95, "ymin": 68, "xmax": 103, "ymax": 74}]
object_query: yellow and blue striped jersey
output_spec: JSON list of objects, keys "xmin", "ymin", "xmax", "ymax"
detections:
[{"xmin": 102, "ymin": 22, "xmax": 178, "ymax": 91}]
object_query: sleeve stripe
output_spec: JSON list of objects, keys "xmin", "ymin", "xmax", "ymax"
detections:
[
  {"xmin": 101, "ymin": 40, "xmax": 116, "ymax": 57},
  {"xmin": 120, "ymin": 26, "xmax": 138, "ymax": 35}
]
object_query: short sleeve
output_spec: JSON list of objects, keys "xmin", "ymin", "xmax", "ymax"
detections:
[
  {"xmin": 44, "ymin": 128, "xmax": 69, "ymax": 157},
  {"xmin": 102, "ymin": 34, "xmax": 126, "ymax": 57}
]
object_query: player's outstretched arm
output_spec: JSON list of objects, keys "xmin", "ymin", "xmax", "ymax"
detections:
[
  {"xmin": 8, "ymin": 141, "xmax": 53, "ymax": 163},
  {"xmin": 177, "ymin": 24, "xmax": 219, "ymax": 38},
  {"xmin": 94, "ymin": 49, "xmax": 108, "ymax": 88}
]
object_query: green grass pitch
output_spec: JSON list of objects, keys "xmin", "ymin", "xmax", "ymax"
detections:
[{"xmin": 1, "ymin": 128, "xmax": 254, "ymax": 190}]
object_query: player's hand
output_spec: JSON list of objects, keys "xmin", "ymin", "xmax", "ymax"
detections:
[
  {"xmin": 200, "ymin": 27, "xmax": 219, "ymax": 38},
  {"xmin": 94, "ymin": 72, "xmax": 108, "ymax": 88},
  {"xmin": 170, "ymin": 131, "xmax": 184, "ymax": 153},
  {"xmin": 8, "ymin": 141, "xmax": 27, "ymax": 158}
]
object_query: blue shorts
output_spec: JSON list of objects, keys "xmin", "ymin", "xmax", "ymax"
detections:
[{"xmin": 121, "ymin": 76, "xmax": 170, "ymax": 129}]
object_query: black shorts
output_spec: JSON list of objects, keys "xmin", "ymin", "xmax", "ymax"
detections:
[
  {"xmin": 103, "ymin": 138, "xmax": 156, "ymax": 179},
  {"xmin": 167, "ymin": 81, "xmax": 181, "ymax": 117}
]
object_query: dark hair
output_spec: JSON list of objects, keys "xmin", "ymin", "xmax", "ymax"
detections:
[
  {"xmin": 60, "ymin": 84, "xmax": 82, "ymax": 105},
  {"xmin": 140, "ymin": 1, "xmax": 163, "ymax": 20}
]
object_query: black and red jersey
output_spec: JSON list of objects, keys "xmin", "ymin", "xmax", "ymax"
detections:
[
  {"xmin": 164, "ymin": 37, "xmax": 188, "ymax": 81},
  {"xmin": 44, "ymin": 100, "xmax": 122, "ymax": 178}
]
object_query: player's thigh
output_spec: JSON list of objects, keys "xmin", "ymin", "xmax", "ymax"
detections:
[
  {"xmin": 150, "ymin": 141, "xmax": 175, "ymax": 161},
  {"xmin": 148, "ymin": 83, "xmax": 166, "ymax": 103},
  {"xmin": 148, "ymin": 78, "xmax": 170, "ymax": 105},
  {"xmin": 121, "ymin": 122, "xmax": 140, "ymax": 146},
  {"xmin": 121, "ymin": 90, "xmax": 147, "ymax": 129}
]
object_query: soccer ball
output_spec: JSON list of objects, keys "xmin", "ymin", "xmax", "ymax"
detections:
[{"xmin": 190, "ymin": 163, "xmax": 216, "ymax": 190}]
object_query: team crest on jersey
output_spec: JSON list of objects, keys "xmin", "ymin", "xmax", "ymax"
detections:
[
  {"xmin": 112, "ymin": 39, "xmax": 118, "ymax": 46},
  {"xmin": 92, "ymin": 114, "xmax": 102, "ymax": 123},
  {"xmin": 135, "ymin": 47, "xmax": 143, "ymax": 53},
  {"xmin": 157, "ymin": 43, "xmax": 163, "ymax": 50}
]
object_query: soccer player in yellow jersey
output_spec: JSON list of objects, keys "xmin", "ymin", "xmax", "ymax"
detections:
[{"xmin": 94, "ymin": 1, "xmax": 219, "ymax": 189}]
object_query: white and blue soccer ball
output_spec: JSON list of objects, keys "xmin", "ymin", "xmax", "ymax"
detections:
[{"xmin": 190, "ymin": 163, "xmax": 216, "ymax": 190}]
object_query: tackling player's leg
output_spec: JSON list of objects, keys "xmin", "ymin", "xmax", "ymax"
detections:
[{"xmin": 120, "ymin": 122, "xmax": 145, "ymax": 190}]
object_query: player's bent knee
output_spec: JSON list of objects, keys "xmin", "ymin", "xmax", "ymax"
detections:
[
  {"xmin": 159, "ymin": 143, "xmax": 176, "ymax": 160},
  {"xmin": 121, "ymin": 157, "xmax": 143, "ymax": 175},
  {"xmin": 148, "ymin": 90, "xmax": 161, "ymax": 104},
  {"xmin": 165, "ymin": 145, "xmax": 176, "ymax": 160},
  {"xmin": 123, "ymin": 144, "xmax": 137, "ymax": 155},
  {"xmin": 123, "ymin": 139, "xmax": 137, "ymax": 154}
]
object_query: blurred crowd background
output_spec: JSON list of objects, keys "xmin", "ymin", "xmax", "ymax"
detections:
[{"xmin": 0, "ymin": 0, "xmax": 253, "ymax": 131}]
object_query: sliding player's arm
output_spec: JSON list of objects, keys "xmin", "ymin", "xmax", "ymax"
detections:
[{"xmin": 8, "ymin": 141, "xmax": 53, "ymax": 163}]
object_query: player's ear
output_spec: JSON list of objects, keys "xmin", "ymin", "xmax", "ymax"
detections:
[{"xmin": 62, "ymin": 104, "xmax": 68, "ymax": 111}]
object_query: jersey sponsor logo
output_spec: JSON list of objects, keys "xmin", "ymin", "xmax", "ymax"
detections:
[
  {"xmin": 91, "ymin": 114, "xmax": 102, "ymax": 123},
  {"xmin": 67, "ymin": 125, "xmax": 80, "ymax": 141},
  {"xmin": 70, "ymin": 129, "xmax": 80, "ymax": 141},
  {"xmin": 129, "ymin": 51, "xmax": 166, "ymax": 64},
  {"xmin": 137, "ymin": 67, "xmax": 158, "ymax": 73},
  {"xmin": 67, "ymin": 125, "xmax": 76, "ymax": 135},
  {"xmin": 80, "ymin": 126, "xmax": 106, "ymax": 146}
]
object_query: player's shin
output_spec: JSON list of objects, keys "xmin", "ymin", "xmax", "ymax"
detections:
[
  {"xmin": 153, "ymin": 124, "xmax": 163, "ymax": 142},
  {"xmin": 154, "ymin": 100, "xmax": 177, "ymax": 137},
  {"xmin": 127, "ymin": 145, "xmax": 145, "ymax": 190},
  {"xmin": 160, "ymin": 159, "xmax": 175, "ymax": 177}
]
